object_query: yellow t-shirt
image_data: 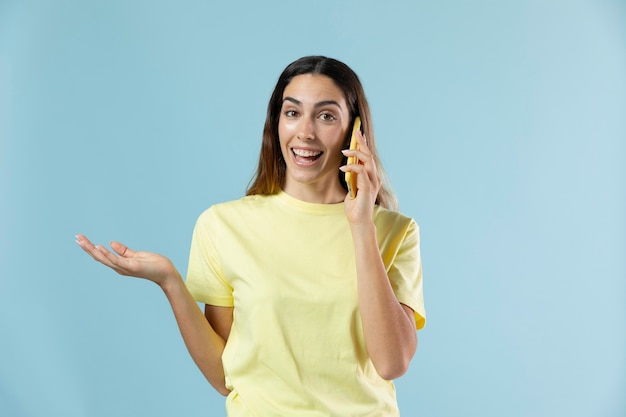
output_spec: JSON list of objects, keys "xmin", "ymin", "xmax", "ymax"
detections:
[{"xmin": 186, "ymin": 191, "xmax": 425, "ymax": 417}]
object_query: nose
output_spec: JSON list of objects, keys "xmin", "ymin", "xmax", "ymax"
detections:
[{"xmin": 296, "ymin": 116, "xmax": 315, "ymax": 141}]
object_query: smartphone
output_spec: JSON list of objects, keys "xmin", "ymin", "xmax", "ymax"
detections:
[{"xmin": 345, "ymin": 116, "xmax": 361, "ymax": 199}]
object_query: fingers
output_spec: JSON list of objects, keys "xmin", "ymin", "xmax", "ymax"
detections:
[
  {"xmin": 342, "ymin": 131, "xmax": 372, "ymax": 161},
  {"xmin": 75, "ymin": 234, "xmax": 101, "ymax": 256},
  {"xmin": 356, "ymin": 129, "xmax": 369, "ymax": 153},
  {"xmin": 340, "ymin": 130, "xmax": 383, "ymax": 201},
  {"xmin": 341, "ymin": 133, "xmax": 378, "ymax": 181},
  {"xmin": 75, "ymin": 234, "xmax": 132, "ymax": 275},
  {"xmin": 340, "ymin": 164, "xmax": 381, "ymax": 189},
  {"xmin": 110, "ymin": 241, "xmax": 135, "ymax": 258},
  {"xmin": 75, "ymin": 234, "xmax": 113, "ymax": 265}
]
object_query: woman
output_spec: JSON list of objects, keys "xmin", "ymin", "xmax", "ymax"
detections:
[{"xmin": 77, "ymin": 56, "xmax": 425, "ymax": 416}]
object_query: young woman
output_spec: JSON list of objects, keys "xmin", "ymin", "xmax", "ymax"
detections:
[{"xmin": 76, "ymin": 56, "xmax": 425, "ymax": 416}]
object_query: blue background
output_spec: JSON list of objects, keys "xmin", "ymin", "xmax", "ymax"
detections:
[{"xmin": 1, "ymin": 1, "xmax": 624, "ymax": 416}]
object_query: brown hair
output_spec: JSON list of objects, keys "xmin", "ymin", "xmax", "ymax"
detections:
[{"xmin": 246, "ymin": 56, "xmax": 397, "ymax": 210}]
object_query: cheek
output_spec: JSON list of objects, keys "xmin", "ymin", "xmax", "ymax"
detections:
[
  {"xmin": 277, "ymin": 124, "xmax": 293, "ymax": 161},
  {"xmin": 277, "ymin": 119, "xmax": 293, "ymax": 146},
  {"xmin": 331, "ymin": 128, "xmax": 350, "ymax": 151}
]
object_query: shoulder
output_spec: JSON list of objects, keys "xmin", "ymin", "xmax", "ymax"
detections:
[
  {"xmin": 196, "ymin": 194, "xmax": 275, "ymax": 224},
  {"xmin": 373, "ymin": 206, "xmax": 421, "ymax": 253},
  {"xmin": 373, "ymin": 205, "xmax": 419, "ymax": 233}
]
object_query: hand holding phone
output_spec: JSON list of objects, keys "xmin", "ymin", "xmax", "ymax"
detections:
[{"xmin": 344, "ymin": 116, "xmax": 361, "ymax": 199}]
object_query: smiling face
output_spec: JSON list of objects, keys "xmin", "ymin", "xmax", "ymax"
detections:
[{"xmin": 278, "ymin": 74, "xmax": 351, "ymax": 203}]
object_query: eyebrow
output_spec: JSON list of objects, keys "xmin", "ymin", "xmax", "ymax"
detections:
[{"xmin": 282, "ymin": 96, "xmax": 343, "ymax": 110}]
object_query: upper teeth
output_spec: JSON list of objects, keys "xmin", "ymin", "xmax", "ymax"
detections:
[{"xmin": 293, "ymin": 149, "xmax": 321, "ymax": 157}]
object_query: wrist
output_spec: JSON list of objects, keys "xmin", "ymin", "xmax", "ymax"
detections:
[
  {"xmin": 160, "ymin": 271, "xmax": 184, "ymax": 295},
  {"xmin": 349, "ymin": 220, "xmax": 377, "ymax": 239}
]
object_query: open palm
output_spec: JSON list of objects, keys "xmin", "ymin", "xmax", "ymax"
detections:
[{"xmin": 76, "ymin": 234, "xmax": 178, "ymax": 287}]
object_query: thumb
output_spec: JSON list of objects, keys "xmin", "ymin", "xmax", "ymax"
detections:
[{"xmin": 110, "ymin": 241, "xmax": 136, "ymax": 258}]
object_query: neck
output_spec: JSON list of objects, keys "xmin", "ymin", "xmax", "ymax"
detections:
[{"xmin": 282, "ymin": 181, "xmax": 346, "ymax": 204}]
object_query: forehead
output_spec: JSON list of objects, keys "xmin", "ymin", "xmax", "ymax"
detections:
[{"xmin": 283, "ymin": 74, "xmax": 347, "ymax": 105}]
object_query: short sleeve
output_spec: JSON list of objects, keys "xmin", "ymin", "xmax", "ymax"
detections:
[
  {"xmin": 185, "ymin": 208, "xmax": 234, "ymax": 307},
  {"xmin": 387, "ymin": 219, "xmax": 426, "ymax": 330}
]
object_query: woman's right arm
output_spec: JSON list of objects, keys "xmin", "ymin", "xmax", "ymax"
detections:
[
  {"xmin": 161, "ymin": 276, "xmax": 232, "ymax": 396},
  {"xmin": 75, "ymin": 234, "xmax": 232, "ymax": 396}
]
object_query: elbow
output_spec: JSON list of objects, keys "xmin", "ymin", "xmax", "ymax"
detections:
[
  {"xmin": 207, "ymin": 377, "xmax": 231, "ymax": 397},
  {"xmin": 374, "ymin": 357, "xmax": 411, "ymax": 381},
  {"xmin": 211, "ymin": 381, "xmax": 231, "ymax": 397},
  {"xmin": 217, "ymin": 386, "xmax": 231, "ymax": 397},
  {"xmin": 373, "ymin": 339, "xmax": 417, "ymax": 381}
]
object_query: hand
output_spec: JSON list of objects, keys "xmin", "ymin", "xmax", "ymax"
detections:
[
  {"xmin": 75, "ymin": 234, "xmax": 179, "ymax": 287},
  {"xmin": 340, "ymin": 130, "xmax": 382, "ymax": 225}
]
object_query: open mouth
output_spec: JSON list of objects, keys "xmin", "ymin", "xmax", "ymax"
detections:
[{"xmin": 292, "ymin": 148, "xmax": 323, "ymax": 164}]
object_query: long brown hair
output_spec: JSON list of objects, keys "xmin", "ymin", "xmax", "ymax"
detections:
[{"xmin": 246, "ymin": 56, "xmax": 397, "ymax": 210}]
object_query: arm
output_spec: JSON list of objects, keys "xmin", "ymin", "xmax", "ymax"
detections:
[
  {"xmin": 75, "ymin": 235, "xmax": 232, "ymax": 395},
  {"xmin": 350, "ymin": 223, "xmax": 417, "ymax": 380},
  {"xmin": 161, "ymin": 277, "xmax": 232, "ymax": 396},
  {"xmin": 341, "ymin": 133, "xmax": 418, "ymax": 380}
]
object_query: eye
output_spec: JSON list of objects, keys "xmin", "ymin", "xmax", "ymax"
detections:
[
  {"xmin": 283, "ymin": 109, "xmax": 299, "ymax": 118},
  {"xmin": 319, "ymin": 112, "xmax": 336, "ymax": 122}
]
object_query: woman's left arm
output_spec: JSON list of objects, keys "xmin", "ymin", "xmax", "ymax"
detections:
[
  {"xmin": 350, "ymin": 222, "xmax": 418, "ymax": 380},
  {"xmin": 341, "ymin": 132, "xmax": 417, "ymax": 381}
]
